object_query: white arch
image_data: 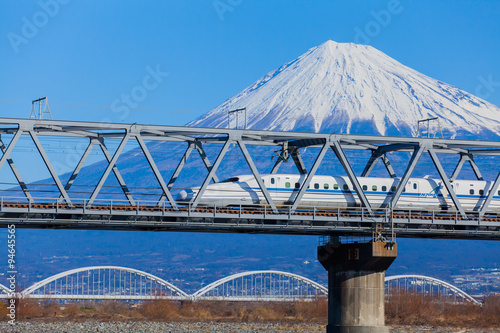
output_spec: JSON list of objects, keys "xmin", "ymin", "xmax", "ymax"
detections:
[
  {"xmin": 385, "ymin": 274, "xmax": 480, "ymax": 305},
  {"xmin": 0, "ymin": 283, "xmax": 11, "ymax": 294},
  {"xmin": 22, "ymin": 266, "xmax": 188, "ymax": 297},
  {"xmin": 193, "ymin": 270, "xmax": 328, "ymax": 299}
]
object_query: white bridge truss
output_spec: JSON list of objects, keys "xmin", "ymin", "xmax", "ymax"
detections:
[
  {"xmin": 385, "ymin": 274, "xmax": 481, "ymax": 305},
  {"xmin": 0, "ymin": 266, "xmax": 480, "ymax": 304},
  {"xmin": 21, "ymin": 266, "xmax": 188, "ymax": 300},
  {"xmin": 192, "ymin": 270, "xmax": 328, "ymax": 301}
]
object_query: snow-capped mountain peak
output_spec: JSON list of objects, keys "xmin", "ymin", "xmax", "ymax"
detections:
[{"xmin": 189, "ymin": 40, "xmax": 500, "ymax": 138}]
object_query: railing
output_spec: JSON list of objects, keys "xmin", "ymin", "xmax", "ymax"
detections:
[{"xmin": 0, "ymin": 195, "xmax": 499, "ymax": 224}]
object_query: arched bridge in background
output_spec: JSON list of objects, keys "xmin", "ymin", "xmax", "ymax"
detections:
[
  {"xmin": 21, "ymin": 266, "xmax": 189, "ymax": 301},
  {"xmin": 385, "ymin": 274, "xmax": 481, "ymax": 305},
  {"xmin": 0, "ymin": 266, "xmax": 480, "ymax": 304}
]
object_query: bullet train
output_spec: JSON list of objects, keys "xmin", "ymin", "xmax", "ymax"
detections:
[{"xmin": 177, "ymin": 174, "xmax": 500, "ymax": 211}]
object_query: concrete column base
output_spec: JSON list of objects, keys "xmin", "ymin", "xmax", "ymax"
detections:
[
  {"xmin": 318, "ymin": 240, "xmax": 397, "ymax": 333},
  {"xmin": 327, "ymin": 325, "xmax": 389, "ymax": 333}
]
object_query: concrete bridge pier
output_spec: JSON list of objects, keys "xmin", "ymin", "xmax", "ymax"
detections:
[{"xmin": 318, "ymin": 239, "xmax": 397, "ymax": 333}]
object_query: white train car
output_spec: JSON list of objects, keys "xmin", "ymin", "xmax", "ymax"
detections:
[{"xmin": 177, "ymin": 174, "xmax": 500, "ymax": 211}]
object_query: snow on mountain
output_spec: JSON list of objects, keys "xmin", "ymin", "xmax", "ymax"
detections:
[{"xmin": 189, "ymin": 40, "xmax": 500, "ymax": 138}]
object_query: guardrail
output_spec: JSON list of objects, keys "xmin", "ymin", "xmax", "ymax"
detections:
[
  {"xmin": 0, "ymin": 196, "xmax": 499, "ymax": 239},
  {"xmin": 0, "ymin": 195, "xmax": 499, "ymax": 222}
]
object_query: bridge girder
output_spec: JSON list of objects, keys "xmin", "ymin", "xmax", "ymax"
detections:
[{"xmin": 0, "ymin": 118, "xmax": 498, "ymax": 239}]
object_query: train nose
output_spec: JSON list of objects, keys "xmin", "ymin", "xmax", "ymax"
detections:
[
  {"xmin": 176, "ymin": 190, "xmax": 193, "ymax": 201},
  {"xmin": 177, "ymin": 190, "xmax": 188, "ymax": 200}
]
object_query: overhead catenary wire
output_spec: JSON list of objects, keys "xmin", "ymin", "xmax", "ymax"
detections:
[{"xmin": 0, "ymin": 99, "xmax": 207, "ymax": 114}]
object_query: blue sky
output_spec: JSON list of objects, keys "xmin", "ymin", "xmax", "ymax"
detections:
[{"xmin": 0, "ymin": 0, "xmax": 499, "ymax": 127}]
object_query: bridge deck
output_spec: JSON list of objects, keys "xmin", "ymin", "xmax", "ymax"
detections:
[{"xmin": 1, "ymin": 199, "xmax": 498, "ymax": 239}]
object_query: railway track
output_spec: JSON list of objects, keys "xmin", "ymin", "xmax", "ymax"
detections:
[{"xmin": 1, "ymin": 200, "xmax": 499, "ymax": 222}]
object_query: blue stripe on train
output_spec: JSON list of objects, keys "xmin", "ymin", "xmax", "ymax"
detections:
[{"xmin": 250, "ymin": 187, "xmax": 497, "ymax": 200}]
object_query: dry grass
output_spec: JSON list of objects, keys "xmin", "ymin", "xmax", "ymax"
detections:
[
  {"xmin": 140, "ymin": 300, "xmax": 178, "ymax": 321},
  {"xmin": 17, "ymin": 298, "xmax": 44, "ymax": 319},
  {"xmin": 385, "ymin": 291, "xmax": 500, "ymax": 329},
  {"xmin": 0, "ymin": 298, "xmax": 327, "ymax": 323},
  {"xmin": 0, "ymin": 293, "xmax": 497, "ymax": 328}
]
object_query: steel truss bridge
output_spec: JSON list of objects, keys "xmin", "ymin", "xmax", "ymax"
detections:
[
  {"xmin": 0, "ymin": 266, "xmax": 479, "ymax": 304},
  {"xmin": 0, "ymin": 117, "xmax": 499, "ymax": 239}
]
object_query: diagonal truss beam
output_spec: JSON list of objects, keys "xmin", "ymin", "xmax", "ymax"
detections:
[
  {"xmin": 361, "ymin": 151, "xmax": 380, "ymax": 177},
  {"xmin": 135, "ymin": 134, "xmax": 178, "ymax": 210},
  {"xmin": 428, "ymin": 150, "xmax": 467, "ymax": 219},
  {"xmin": 362, "ymin": 150, "xmax": 397, "ymax": 178},
  {"xmin": 195, "ymin": 142, "xmax": 219, "ymax": 183},
  {"xmin": 479, "ymin": 169, "xmax": 500, "ymax": 218},
  {"xmin": 0, "ymin": 129, "xmax": 22, "ymax": 173},
  {"xmin": 0, "ymin": 134, "xmax": 32, "ymax": 201},
  {"xmin": 468, "ymin": 156, "xmax": 484, "ymax": 181},
  {"xmin": 88, "ymin": 134, "xmax": 131, "ymax": 206},
  {"xmin": 167, "ymin": 143, "xmax": 195, "ymax": 190},
  {"xmin": 58, "ymin": 139, "xmax": 95, "ymax": 203},
  {"xmin": 389, "ymin": 144, "xmax": 425, "ymax": 208},
  {"xmin": 331, "ymin": 140, "xmax": 373, "ymax": 215},
  {"xmin": 380, "ymin": 154, "xmax": 397, "ymax": 178},
  {"xmin": 237, "ymin": 140, "xmax": 278, "ymax": 213},
  {"xmin": 29, "ymin": 131, "xmax": 72, "ymax": 205},
  {"xmin": 270, "ymin": 142, "xmax": 289, "ymax": 174},
  {"xmin": 191, "ymin": 140, "xmax": 231, "ymax": 210},
  {"xmin": 291, "ymin": 148, "xmax": 307, "ymax": 175},
  {"xmin": 95, "ymin": 138, "xmax": 135, "ymax": 206},
  {"xmin": 449, "ymin": 154, "xmax": 467, "ymax": 182},
  {"xmin": 290, "ymin": 143, "xmax": 329, "ymax": 212},
  {"xmin": 450, "ymin": 154, "xmax": 483, "ymax": 181},
  {"xmin": 270, "ymin": 156, "xmax": 283, "ymax": 174},
  {"xmin": 158, "ymin": 142, "xmax": 212, "ymax": 205}
]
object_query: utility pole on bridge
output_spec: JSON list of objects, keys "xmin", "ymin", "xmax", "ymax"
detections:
[{"xmin": 29, "ymin": 97, "xmax": 53, "ymax": 120}]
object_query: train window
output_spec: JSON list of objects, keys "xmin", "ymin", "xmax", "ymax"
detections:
[
  {"xmin": 343, "ymin": 184, "xmax": 349, "ymax": 191},
  {"xmin": 413, "ymin": 183, "xmax": 417, "ymax": 190},
  {"xmin": 314, "ymin": 183, "xmax": 319, "ymax": 189},
  {"xmin": 479, "ymin": 189, "xmax": 484, "ymax": 195},
  {"xmin": 372, "ymin": 185, "xmax": 377, "ymax": 191},
  {"xmin": 391, "ymin": 186, "xmax": 396, "ymax": 192},
  {"xmin": 285, "ymin": 182, "xmax": 291, "ymax": 188},
  {"xmin": 498, "ymin": 190, "xmax": 500, "ymax": 196},
  {"xmin": 382, "ymin": 186, "xmax": 387, "ymax": 192},
  {"xmin": 334, "ymin": 184, "xmax": 339, "ymax": 190},
  {"xmin": 271, "ymin": 178, "xmax": 275, "ymax": 185},
  {"xmin": 362, "ymin": 185, "xmax": 367, "ymax": 191},
  {"xmin": 470, "ymin": 189, "xmax": 474, "ymax": 195},
  {"xmin": 403, "ymin": 187, "xmax": 406, "ymax": 192},
  {"xmin": 295, "ymin": 182, "xmax": 300, "ymax": 189}
]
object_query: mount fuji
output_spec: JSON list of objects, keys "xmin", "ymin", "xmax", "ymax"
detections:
[{"xmin": 189, "ymin": 40, "xmax": 500, "ymax": 139}]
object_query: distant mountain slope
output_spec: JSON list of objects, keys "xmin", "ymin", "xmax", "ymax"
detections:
[{"xmin": 189, "ymin": 40, "xmax": 500, "ymax": 139}]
